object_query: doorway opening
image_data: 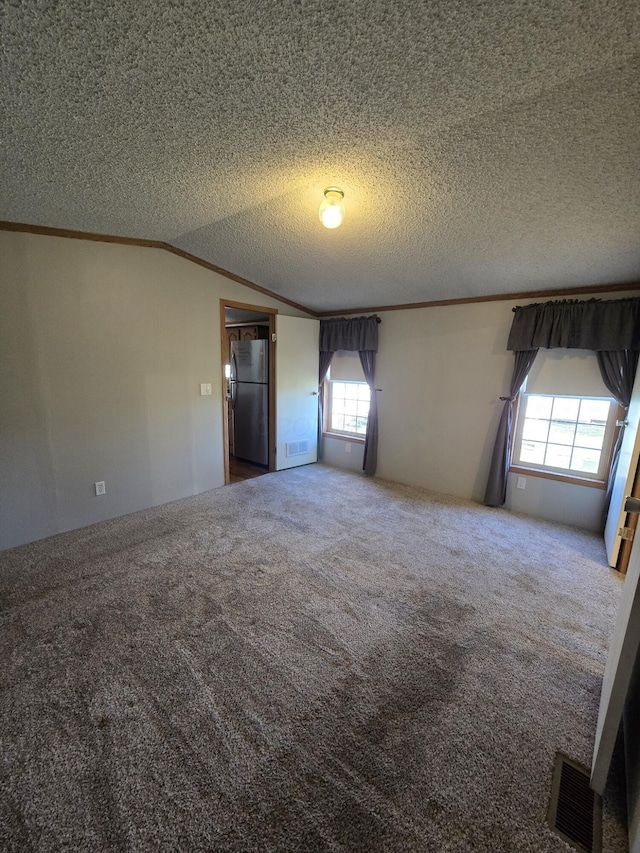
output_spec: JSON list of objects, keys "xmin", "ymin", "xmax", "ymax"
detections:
[{"xmin": 220, "ymin": 300, "xmax": 277, "ymax": 485}]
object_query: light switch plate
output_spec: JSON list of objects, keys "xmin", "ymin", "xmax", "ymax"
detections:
[
  {"xmin": 200, "ymin": 383, "xmax": 212, "ymax": 396},
  {"xmin": 516, "ymin": 476, "xmax": 526, "ymax": 490}
]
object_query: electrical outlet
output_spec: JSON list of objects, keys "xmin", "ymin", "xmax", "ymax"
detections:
[
  {"xmin": 516, "ymin": 476, "xmax": 526, "ymax": 490},
  {"xmin": 345, "ymin": 443, "xmax": 351, "ymax": 453},
  {"xmin": 200, "ymin": 383, "xmax": 212, "ymax": 396},
  {"xmin": 95, "ymin": 481, "xmax": 106, "ymax": 496}
]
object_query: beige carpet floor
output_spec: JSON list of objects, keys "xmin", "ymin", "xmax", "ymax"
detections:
[{"xmin": 0, "ymin": 464, "xmax": 628, "ymax": 851}]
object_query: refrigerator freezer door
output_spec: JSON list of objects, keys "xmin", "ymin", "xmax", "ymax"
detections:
[
  {"xmin": 231, "ymin": 340, "xmax": 268, "ymax": 384},
  {"xmin": 233, "ymin": 382, "xmax": 269, "ymax": 465}
]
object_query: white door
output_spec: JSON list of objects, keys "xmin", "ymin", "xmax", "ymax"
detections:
[
  {"xmin": 605, "ymin": 368, "xmax": 640, "ymax": 567},
  {"xmin": 275, "ymin": 315, "xmax": 319, "ymax": 471},
  {"xmin": 591, "ymin": 526, "xmax": 640, "ymax": 794}
]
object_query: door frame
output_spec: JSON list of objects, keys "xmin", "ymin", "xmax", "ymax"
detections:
[
  {"xmin": 605, "ymin": 366, "xmax": 640, "ymax": 571},
  {"xmin": 219, "ymin": 299, "xmax": 277, "ymax": 484},
  {"xmin": 617, "ymin": 458, "xmax": 640, "ymax": 574}
]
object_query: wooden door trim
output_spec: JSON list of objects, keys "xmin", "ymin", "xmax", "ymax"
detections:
[
  {"xmin": 268, "ymin": 315, "xmax": 276, "ymax": 473},
  {"xmin": 222, "ymin": 299, "xmax": 278, "ymax": 315},
  {"xmin": 617, "ymin": 458, "xmax": 640, "ymax": 575},
  {"xmin": 219, "ymin": 299, "xmax": 278, "ymax": 484},
  {"xmin": 219, "ymin": 302, "xmax": 231, "ymax": 485}
]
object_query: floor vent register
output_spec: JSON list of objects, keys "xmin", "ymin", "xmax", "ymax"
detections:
[{"xmin": 548, "ymin": 752, "xmax": 602, "ymax": 853}]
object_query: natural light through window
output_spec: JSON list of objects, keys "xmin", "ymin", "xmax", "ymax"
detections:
[
  {"xmin": 514, "ymin": 394, "xmax": 616, "ymax": 480},
  {"xmin": 328, "ymin": 380, "xmax": 370, "ymax": 437}
]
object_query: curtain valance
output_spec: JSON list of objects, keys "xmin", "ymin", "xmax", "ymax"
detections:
[
  {"xmin": 507, "ymin": 297, "xmax": 640, "ymax": 352},
  {"xmin": 319, "ymin": 315, "xmax": 380, "ymax": 352}
]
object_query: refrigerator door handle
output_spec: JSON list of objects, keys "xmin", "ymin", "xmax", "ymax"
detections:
[{"xmin": 230, "ymin": 354, "xmax": 238, "ymax": 409}]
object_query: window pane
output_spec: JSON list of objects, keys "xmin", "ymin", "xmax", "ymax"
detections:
[
  {"xmin": 329, "ymin": 381, "xmax": 371, "ymax": 436},
  {"xmin": 575, "ymin": 423, "xmax": 605, "ymax": 450},
  {"xmin": 544, "ymin": 443, "xmax": 572, "ymax": 469},
  {"xmin": 516, "ymin": 392, "xmax": 614, "ymax": 481},
  {"xmin": 548, "ymin": 420, "xmax": 576, "ymax": 446},
  {"xmin": 344, "ymin": 384, "xmax": 359, "ymax": 400},
  {"xmin": 570, "ymin": 446, "xmax": 601, "ymax": 474},
  {"xmin": 522, "ymin": 418, "xmax": 549, "ymax": 442},
  {"xmin": 519, "ymin": 440, "xmax": 546, "ymax": 465},
  {"xmin": 551, "ymin": 397, "xmax": 580, "ymax": 421},
  {"xmin": 579, "ymin": 399, "xmax": 610, "ymax": 425},
  {"xmin": 526, "ymin": 396, "xmax": 553, "ymax": 419}
]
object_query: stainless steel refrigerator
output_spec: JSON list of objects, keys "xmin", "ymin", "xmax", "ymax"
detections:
[{"xmin": 230, "ymin": 339, "xmax": 269, "ymax": 465}]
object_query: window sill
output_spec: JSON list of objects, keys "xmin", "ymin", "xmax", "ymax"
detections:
[
  {"xmin": 509, "ymin": 465, "xmax": 606, "ymax": 490},
  {"xmin": 323, "ymin": 431, "xmax": 365, "ymax": 445}
]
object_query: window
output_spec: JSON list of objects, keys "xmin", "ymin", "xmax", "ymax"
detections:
[
  {"xmin": 326, "ymin": 380, "xmax": 370, "ymax": 437},
  {"xmin": 513, "ymin": 394, "xmax": 617, "ymax": 481}
]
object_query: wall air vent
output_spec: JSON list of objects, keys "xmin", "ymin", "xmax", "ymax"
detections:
[{"xmin": 286, "ymin": 440, "xmax": 309, "ymax": 457}]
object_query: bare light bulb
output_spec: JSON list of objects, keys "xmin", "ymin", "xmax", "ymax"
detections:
[{"xmin": 319, "ymin": 188, "xmax": 345, "ymax": 229}]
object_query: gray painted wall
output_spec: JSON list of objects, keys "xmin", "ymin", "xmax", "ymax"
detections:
[
  {"xmin": 3, "ymin": 232, "xmax": 638, "ymax": 548},
  {"xmin": 505, "ymin": 473, "xmax": 603, "ymax": 531},
  {"xmin": 0, "ymin": 232, "xmax": 307, "ymax": 550},
  {"xmin": 322, "ymin": 436, "xmax": 365, "ymax": 473}
]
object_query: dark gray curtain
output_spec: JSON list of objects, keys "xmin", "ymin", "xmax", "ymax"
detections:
[
  {"xmin": 319, "ymin": 316, "xmax": 379, "ymax": 352},
  {"xmin": 317, "ymin": 351, "xmax": 334, "ymax": 460},
  {"xmin": 486, "ymin": 297, "xmax": 640, "ymax": 508},
  {"xmin": 597, "ymin": 350, "xmax": 640, "ymax": 520},
  {"xmin": 358, "ymin": 351, "xmax": 378, "ymax": 476},
  {"xmin": 484, "ymin": 350, "xmax": 538, "ymax": 507},
  {"xmin": 507, "ymin": 297, "xmax": 640, "ymax": 352},
  {"xmin": 319, "ymin": 315, "xmax": 380, "ymax": 476}
]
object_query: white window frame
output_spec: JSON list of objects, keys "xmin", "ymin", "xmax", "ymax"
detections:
[
  {"xmin": 512, "ymin": 392, "xmax": 618, "ymax": 484},
  {"xmin": 324, "ymin": 379, "xmax": 370, "ymax": 440}
]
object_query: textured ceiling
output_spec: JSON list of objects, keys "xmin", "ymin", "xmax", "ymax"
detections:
[{"xmin": 2, "ymin": 0, "xmax": 639, "ymax": 312}]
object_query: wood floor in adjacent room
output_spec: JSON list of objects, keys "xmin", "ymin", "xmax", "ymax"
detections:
[
  {"xmin": 0, "ymin": 464, "xmax": 628, "ymax": 852},
  {"xmin": 228, "ymin": 455, "xmax": 269, "ymax": 484}
]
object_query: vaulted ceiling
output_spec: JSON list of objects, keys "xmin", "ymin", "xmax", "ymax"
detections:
[{"xmin": 2, "ymin": 1, "xmax": 639, "ymax": 313}]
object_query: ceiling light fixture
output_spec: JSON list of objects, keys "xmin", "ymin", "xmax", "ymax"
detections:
[{"xmin": 319, "ymin": 187, "xmax": 345, "ymax": 229}]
